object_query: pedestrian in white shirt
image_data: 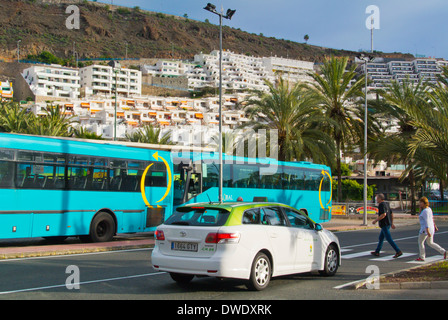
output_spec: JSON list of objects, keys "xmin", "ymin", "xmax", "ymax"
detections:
[{"xmin": 415, "ymin": 197, "xmax": 447, "ymax": 261}]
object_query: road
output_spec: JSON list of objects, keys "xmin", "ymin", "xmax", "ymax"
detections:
[{"xmin": 0, "ymin": 222, "xmax": 447, "ymax": 302}]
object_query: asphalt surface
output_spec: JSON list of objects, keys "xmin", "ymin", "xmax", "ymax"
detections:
[{"xmin": 0, "ymin": 214, "xmax": 447, "ymax": 301}]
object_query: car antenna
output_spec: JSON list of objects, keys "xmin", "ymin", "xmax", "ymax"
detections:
[{"xmin": 206, "ymin": 193, "xmax": 213, "ymax": 204}]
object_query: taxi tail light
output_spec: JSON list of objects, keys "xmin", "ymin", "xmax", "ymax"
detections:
[
  {"xmin": 205, "ymin": 232, "xmax": 240, "ymax": 244},
  {"xmin": 155, "ymin": 230, "xmax": 165, "ymax": 241}
]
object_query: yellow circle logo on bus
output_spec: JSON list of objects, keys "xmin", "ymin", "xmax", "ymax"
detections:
[
  {"xmin": 318, "ymin": 170, "xmax": 332, "ymax": 210},
  {"xmin": 140, "ymin": 152, "xmax": 172, "ymax": 209}
]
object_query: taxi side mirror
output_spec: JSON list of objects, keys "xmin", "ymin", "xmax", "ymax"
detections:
[{"xmin": 315, "ymin": 224, "xmax": 323, "ymax": 231}]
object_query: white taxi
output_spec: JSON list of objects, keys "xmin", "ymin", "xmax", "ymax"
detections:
[{"xmin": 151, "ymin": 202, "xmax": 340, "ymax": 290}]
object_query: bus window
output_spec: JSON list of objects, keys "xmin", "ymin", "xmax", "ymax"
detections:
[
  {"xmin": 203, "ymin": 162, "xmax": 218, "ymax": 190},
  {"xmin": 0, "ymin": 149, "xmax": 14, "ymax": 188},
  {"xmin": 17, "ymin": 162, "xmax": 65, "ymax": 189},
  {"xmin": 305, "ymin": 170, "xmax": 321, "ymax": 191},
  {"xmin": 147, "ymin": 161, "xmax": 167, "ymax": 187},
  {"xmin": 67, "ymin": 166, "xmax": 89, "ymax": 190},
  {"xmin": 233, "ymin": 164, "xmax": 259, "ymax": 188},
  {"xmin": 173, "ymin": 163, "xmax": 187, "ymax": 206},
  {"xmin": 202, "ymin": 162, "xmax": 232, "ymax": 189},
  {"xmin": 0, "ymin": 161, "xmax": 13, "ymax": 188}
]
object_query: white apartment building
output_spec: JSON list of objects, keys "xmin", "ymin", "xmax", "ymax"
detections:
[
  {"xmin": 29, "ymin": 93, "xmax": 250, "ymax": 140},
  {"xmin": 360, "ymin": 57, "xmax": 447, "ymax": 88},
  {"xmin": 0, "ymin": 80, "xmax": 13, "ymax": 100},
  {"xmin": 143, "ymin": 50, "xmax": 315, "ymax": 92},
  {"xmin": 80, "ymin": 64, "xmax": 142, "ymax": 97},
  {"xmin": 22, "ymin": 65, "xmax": 80, "ymax": 100},
  {"xmin": 262, "ymin": 56, "xmax": 314, "ymax": 83},
  {"xmin": 194, "ymin": 50, "xmax": 273, "ymax": 91}
]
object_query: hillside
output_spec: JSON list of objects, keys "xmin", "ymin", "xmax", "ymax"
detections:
[{"xmin": 0, "ymin": 0, "xmax": 414, "ymax": 63}]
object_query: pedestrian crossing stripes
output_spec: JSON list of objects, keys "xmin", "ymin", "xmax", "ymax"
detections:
[
  {"xmin": 371, "ymin": 252, "xmax": 416, "ymax": 261},
  {"xmin": 406, "ymin": 255, "xmax": 444, "ymax": 264},
  {"xmin": 342, "ymin": 250, "xmax": 445, "ymax": 263}
]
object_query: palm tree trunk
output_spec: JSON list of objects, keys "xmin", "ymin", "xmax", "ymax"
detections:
[
  {"xmin": 409, "ymin": 169, "xmax": 416, "ymax": 214},
  {"xmin": 336, "ymin": 139, "xmax": 342, "ymax": 202}
]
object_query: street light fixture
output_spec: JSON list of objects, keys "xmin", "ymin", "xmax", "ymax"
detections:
[
  {"xmin": 17, "ymin": 40, "xmax": 21, "ymax": 63},
  {"xmin": 109, "ymin": 60, "xmax": 121, "ymax": 141},
  {"xmin": 357, "ymin": 53, "xmax": 373, "ymax": 226},
  {"xmin": 204, "ymin": 3, "xmax": 236, "ymax": 204}
]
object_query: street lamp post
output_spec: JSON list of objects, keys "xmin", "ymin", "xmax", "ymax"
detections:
[
  {"xmin": 17, "ymin": 40, "xmax": 21, "ymax": 63},
  {"xmin": 204, "ymin": 3, "xmax": 236, "ymax": 203},
  {"xmin": 109, "ymin": 60, "xmax": 121, "ymax": 141},
  {"xmin": 358, "ymin": 53, "xmax": 373, "ymax": 226}
]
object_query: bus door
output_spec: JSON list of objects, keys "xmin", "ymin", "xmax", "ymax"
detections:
[
  {"xmin": 185, "ymin": 162, "xmax": 202, "ymax": 203},
  {"xmin": 319, "ymin": 170, "xmax": 332, "ymax": 221},
  {"xmin": 141, "ymin": 154, "xmax": 172, "ymax": 229},
  {"xmin": 173, "ymin": 160, "xmax": 203, "ymax": 207}
]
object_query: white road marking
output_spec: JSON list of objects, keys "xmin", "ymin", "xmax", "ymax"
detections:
[
  {"xmin": 0, "ymin": 272, "xmax": 167, "ymax": 295},
  {"xmin": 342, "ymin": 250, "xmax": 380, "ymax": 259},
  {"xmin": 0, "ymin": 248, "xmax": 152, "ymax": 263},
  {"xmin": 406, "ymin": 255, "xmax": 444, "ymax": 264},
  {"xmin": 370, "ymin": 252, "xmax": 416, "ymax": 261}
]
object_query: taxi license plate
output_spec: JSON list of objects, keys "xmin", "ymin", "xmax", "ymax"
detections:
[{"xmin": 171, "ymin": 242, "xmax": 198, "ymax": 252}]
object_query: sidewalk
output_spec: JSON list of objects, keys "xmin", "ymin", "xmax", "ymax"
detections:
[
  {"xmin": 322, "ymin": 212, "xmax": 422, "ymax": 232},
  {"xmin": 0, "ymin": 235, "xmax": 155, "ymax": 260}
]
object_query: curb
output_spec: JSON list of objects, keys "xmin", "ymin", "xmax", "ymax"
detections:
[{"xmin": 336, "ymin": 261, "xmax": 448, "ymax": 291}]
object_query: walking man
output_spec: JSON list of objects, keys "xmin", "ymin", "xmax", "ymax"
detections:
[{"xmin": 371, "ymin": 193, "xmax": 403, "ymax": 258}]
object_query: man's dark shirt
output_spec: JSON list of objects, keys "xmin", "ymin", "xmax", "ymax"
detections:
[{"xmin": 378, "ymin": 201, "xmax": 392, "ymax": 228}]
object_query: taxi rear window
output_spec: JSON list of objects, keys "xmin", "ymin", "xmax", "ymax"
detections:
[{"xmin": 165, "ymin": 207, "xmax": 230, "ymax": 226}]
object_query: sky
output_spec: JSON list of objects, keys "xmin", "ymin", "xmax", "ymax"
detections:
[{"xmin": 101, "ymin": 0, "xmax": 448, "ymax": 59}]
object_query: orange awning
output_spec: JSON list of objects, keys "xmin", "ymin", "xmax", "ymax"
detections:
[
  {"xmin": 159, "ymin": 121, "xmax": 170, "ymax": 125},
  {"xmin": 126, "ymin": 100, "xmax": 135, "ymax": 106},
  {"xmin": 116, "ymin": 112, "xmax": 125, "ymax": 117},
  {"xmin": 195, "ymin": 113, "xmax": 203, "ymax": 119},
  {"xmin": 149, "ymin": 112, "xmax": 157, "ymax": 116},
  {"xmin": 80, "ymin": 103, "xmax": 90, "ymax": 108}
]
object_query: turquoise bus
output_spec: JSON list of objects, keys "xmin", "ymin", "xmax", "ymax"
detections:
[{"xmin": 0, "ymin": 133, "xmax": 332, "ymax": 242}]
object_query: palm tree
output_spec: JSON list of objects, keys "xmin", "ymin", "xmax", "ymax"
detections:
[
  {"xmin": 243, "ymin": 77, "xmax": 335, "ymax": 164},
  {"xmin": 406, "ymin": 81, "xmax": 448, "ymax": 199},
  {"xmin": 304, "ymin": 34, "xmax": 309, "ymax": 44},
  {"xmin": 126, "ymin": 124, "xmax": 173, "ymax": 145},
  {"xmin": 370, "ymin": 78, "xmax": 430, "ymax": 213},
  {"xmin": 27, "ymin": 104, "xmax": 75, "ymax": 137},
  {"xmin": 72, "ymin": 126, "xmax": 104, "ymax": 140},
  {"xmin": 306, "ymin": 56, "xmax": 366, "ymax": 202},
  {"xmin": 0, "ymin": 101, "xmax": 33, "ymax": 133}
]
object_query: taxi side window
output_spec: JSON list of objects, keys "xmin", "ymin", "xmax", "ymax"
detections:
[
  {"xmin": 260, "ymin": 207, "xmax": 286, "ymax": 226},
  {"xmin": 284, "ymin": 208, "xmax": 314, "ymax": 230},
  {"xmin": 242, "ymin": 208, "xmax": 260, "ymax": 225}
]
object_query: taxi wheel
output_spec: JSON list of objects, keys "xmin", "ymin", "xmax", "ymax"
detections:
[
  {"xmin": 319, "ymin": 244, "xmax": 339, "ymax": 276},
  {"xmin": 170, "ymin": 272, "xmax": 194, "ymax": 284},
  {"xmin": 247, "ymin": 252, "xmax": 271, "ymax": 291}
]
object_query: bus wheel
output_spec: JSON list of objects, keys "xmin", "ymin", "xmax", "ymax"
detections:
[{"xmin": 89, "ymin": 212, "xmax": 115, "ymax": 242}]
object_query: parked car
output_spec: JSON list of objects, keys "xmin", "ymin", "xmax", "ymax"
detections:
[{"xmin": 151, "ymin": 202, "xmax": 341, "ymax": 290}]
